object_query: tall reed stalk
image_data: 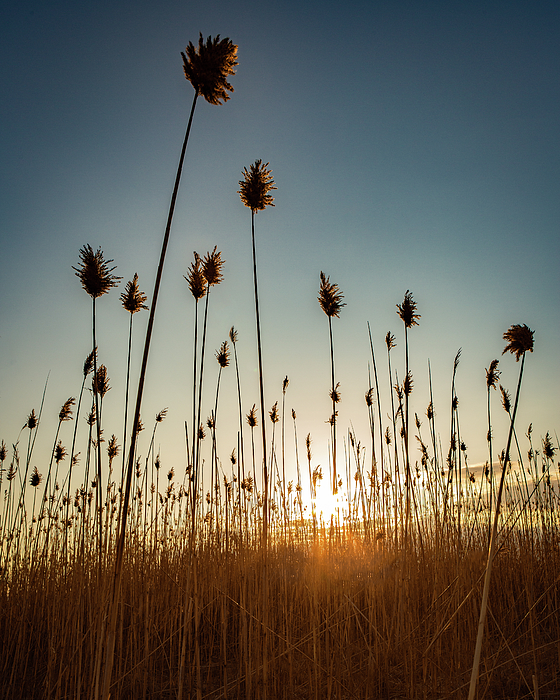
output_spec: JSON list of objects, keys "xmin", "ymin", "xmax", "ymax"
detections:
[
  {"xmin": 318, "ymin": 272, "xmax": 346, "ymax": 495},
  {"xmin": 468, "ymin": 324, "xmax": 534, "ymax": 700},
  {"xmin": 101, "ymin": 35, "xmax": 237, "ymax": 700}
]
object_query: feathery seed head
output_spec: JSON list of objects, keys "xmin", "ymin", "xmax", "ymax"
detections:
[
  {"xmin": 156, "ymin": 408, "xmax": 168, "ymax": 423},
  {"xmin": 0, "ymin": 441, "xmax": 6, "ymax": 462},
  {"xmin": 198, "ymin": 424, "xmax": 206, "ymax": 440},
  {"xmin": 181, "ymin": 33, "xmax": 238, "ymax": 105},
  {"xmin": 503, "ymin": 324, "xmax": 534, "ymax": 361},
  {"xmin": 246, "ymin": 405, "xmax": 258, "ymax": 428},
  {"xmin": 215, "ymin": 341, "xmax": 230, "ymax": 368},
  {"xmin": 486, "ymin": 359, "xmax": 500, "ymax": 389},
  {"xmin": 365, "ymin": 388, "xmax": 374, "ymax": 407},
  {"xmin": 73, "ymin": 245, "xmax": 121, "ymax": 299},
  {"xmin": 185, "ymin": 253, "xmax": 207, "ymax": 300},
  {"xmin": 426, "ymin": 401, "xmax": 434, "ymax": 420},
  {"xmin": 269, "ymin": 402, "xmax": 279, "ymax": 424},
  {"xmin": 107, "ymin": 435, "xmax": 119, "ymax": 460},
  {"xmin": 282, "ymin": 376, "xmax": 289, "ymax": 394},
  {"xmin": 330, "ymin": 382, "xmax": 341, "ymax": 403},
  {"xmin": 54, "ymin": 441, "xmax": 67, "ymax": 464},
  {"xmin": 499, "ymin": 385, "xmax": 511, "ymax": 414},
  {"xmin": 291, "ymin": 408, "xmax": 296, "ymax": 420},
  {"xmin": 25, "ymin": 409, "xmax": 38, "ymax": 430},
  {"xmin": 30, "ymin": 466, "xmax": 42, "ymax": 488},
  {"xmin": 83, "ymin": 348, "xmax": 96, "ymax": 377},
  {"xmin": 135, "ymin": 416, "xmax": 144, "ymax": 435},
  {"xmin": 86, "ymin": 407, "xmax": 96, "ymax": 426},
  {"xmin": 318, "ymin": 271, "xmax": 345, "ymax": 318},
  {"xmin": 403, "ymin": 371, "xmax": 414, "ymax": 397},
  {"xmin": 229, "ymin": 326, "xmax": 238, "ymax": 344},
  {"xmin": 92, "ymin": 365, "xmax": 110, "ymax": 398},
  {"xmin": 59, "ymin": 397, "xmax": 75, "ymax": 422},
  {"xmin": 543, "ymin": 433, "xmax": 555, "ymax": 461},
  {"xmin": 121, "ymin": 273, "xmax": 148, "ymax": 314},
  {"xmin": 396, "ymin": 290, "xmax": 420, "ymax": 328},
  {"xmin": 202, "ymin": 246, "xmax": 224, "ymax": 287},
  {"xmin": 385, "ymin": 332, "xmax": 396, "ymax": 351},
  {"xmin": 238, "ymin": 159, "xmax": 276, "ymax": 211}
]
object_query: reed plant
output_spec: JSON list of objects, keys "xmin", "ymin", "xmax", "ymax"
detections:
[{"xmin": 238, "ymin": 158, "xmax": 276, "ymax": 548}]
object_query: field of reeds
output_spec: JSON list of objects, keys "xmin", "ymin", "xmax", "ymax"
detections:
[{"xmin": 2, "ymin": 34, "xmax": 559, "ymax": 700}]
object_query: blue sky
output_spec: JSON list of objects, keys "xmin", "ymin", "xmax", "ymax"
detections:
[{"xmin": 1, "ymin": 0, "xmax": 558, "ymax": 500}]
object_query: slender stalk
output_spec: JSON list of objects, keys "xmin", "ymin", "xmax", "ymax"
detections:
[
  {"xmin": 251, "ymin": 209, "xmax": 268, "ymax": 548},
  {"xmin": 468, "ymin": 350, "xmax": 528, "ymax": 700},
  {"xmin": 101, "ymin": 91, "xmax": 198, "ymax": 700}
]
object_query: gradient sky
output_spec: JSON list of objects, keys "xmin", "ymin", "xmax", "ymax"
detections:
[{"xmin": 1, "ymin": 0, "xmax": 558, "ymax": 502}]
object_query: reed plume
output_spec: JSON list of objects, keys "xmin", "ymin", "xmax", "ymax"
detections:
[{"xmin": 182, "ymin": 33, "xmax": 238, "ymax": 106}]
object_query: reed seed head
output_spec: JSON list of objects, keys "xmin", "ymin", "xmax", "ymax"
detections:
[
  {"xmin": 269, "ymin": 402, "xmax": 279, "ymax": 424},
  {"xmin": 135, "ymin": 415, "xmax": 144, "ymax": 435},
  {"xmin": 238, "ymin": 159, "xmax": 276, "ymax": 212},
  {"xmin": 86, "ymin": 407, "xmax": 96, "ymax": 426},
  {"xmin": 282, "ymin": 376, "xmax": 289, "ymax": 394},
  {"xmin": 0, "ymin": 441, "xmax": 6, "ymax": 463},
  {"xmin": 486, "ymin": 359, "xmax": 500, "ymax": 389},
  {"xmin": 181, "ymin": 33, "xmax": 238, "ymax": 105},
  {"xmin": 202, "ymin": 246, "xmax": 224, "ymax": 287},
  {"xmin": 92, "ymin": 365, "xmax": 110, "ymax": 398},
  {"xmin": 502, "ymin": 324, "xmax": 534, "ymax": 361},
  {"xmin": 385, "ymin": 332, "xmax": 396, "ymax": 351},
  {"xmin": 73, "ymin": 245, "xmax": 121, "ymax": 299},
  {"xmin": 107, "ymin": 435, "xmax": 119, "ymax": 460},
  {"xmin": 59, "ymin": 397, "xmax": 75, "ymax": 423},
  {"xmin": 83, "ymin": 348, "xmax": 96, "ymax": 377},
  {"xmin": 229, "ymin": 326, "xmax": 238, "ymax": 344},
  {"xmin": 499, "ymin": 385, "xmax": 511, "ymax": 414},
  {"xmin": 396, "ymin": 290, "xmax": 420, "ymax": 328},
  {"xmin": 121, "ymin": 273, "xmax": 148, "ymax": 314},
  {"xmin": 25, "ymin": 409, "xmax": 38, "ymax": 430},
  {"xmin": 246, "ymin": 405, "xmax": 258, "ymax": 428},
  {"xmin": 215, "ymin": 341, "xmax": 230, "ymax": 368},
  {"xmin": 426, "ymin": 401, "xmax": 434, "ymax": 420},
  {"xmin": 156, "ymin": 408, "xmax": 168, "ymax": 423},
  {"xmin": 365, "ymin": 388, "xmax": 374, "ymax": 407},
  {"xmin": 330, "ymin": 382, "xmax": 341, "ymax": 403},
  {"xmin": 54, "ymin": 441, "xmax": 67, "ymax": 464},
  {"xmin": 185, "ymin": 253, "xmax": 207, "ymax": 300},
  {"xmin": 542, "ymin": 433, "xmax": 555, "ymax": 460},
  {"xmin": 403, "ymin": 371, "xmax": 414, "ymax": 397},
  {"xmin": 30, "ymin": 466, "xmax": 42, "ymax": 488},
  {"xmin": 318, "ymin": 272, "xmax": 345, "ymax": 318}
]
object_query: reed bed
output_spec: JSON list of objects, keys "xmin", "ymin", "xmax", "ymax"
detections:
[
  {"xmin": 1, "ymin": 34, "xmax": 559, "ymax": 700},
  {"xmin": 1, "ymin": 312, "xmax": 558, "ymax": 699}
]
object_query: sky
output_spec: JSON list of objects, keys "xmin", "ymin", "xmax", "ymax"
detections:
[{"xmin": 1, "ymin": 0, "xmax": 559, "ymax": 507}]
